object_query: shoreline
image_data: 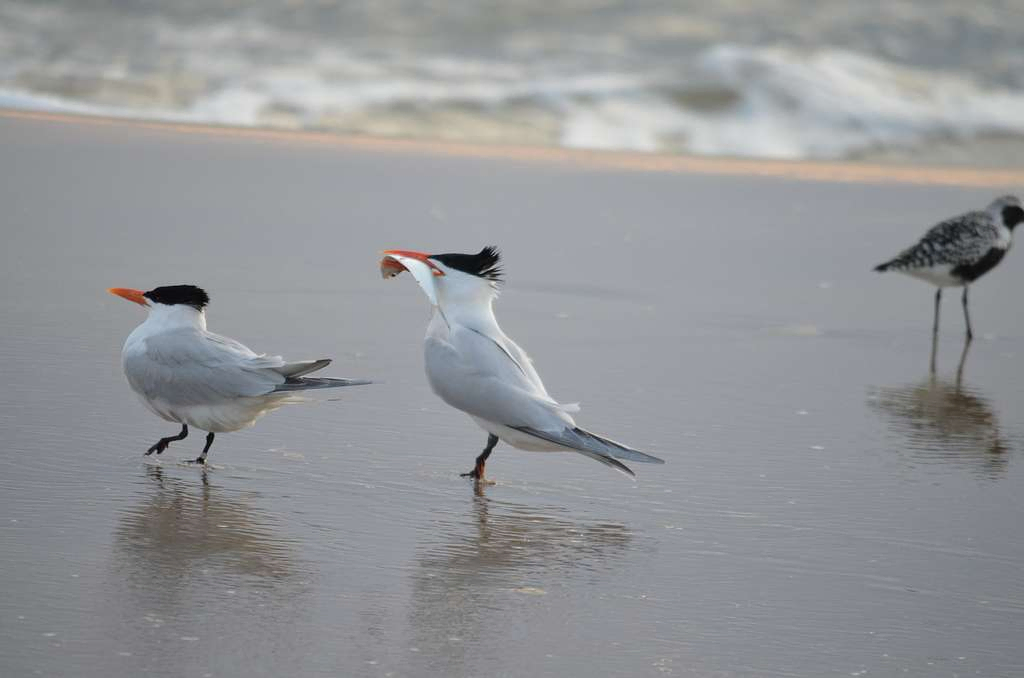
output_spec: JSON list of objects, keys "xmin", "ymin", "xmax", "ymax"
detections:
[
  {"xmin": 3, "ymin": 100, "xmax": 1023, "ymax": 678},
  {"xmin": 3, "ymin": 107, "xmax": 1022, "ymax": 189}
]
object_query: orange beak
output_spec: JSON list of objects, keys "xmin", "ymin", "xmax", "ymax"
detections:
[
  {"xmin": 381, "ymin": 249, "xmax": 445, "ymax": 277},
  {"xmin": 108, "ymin": 287, "xmax": 148, "ymax": 306}
]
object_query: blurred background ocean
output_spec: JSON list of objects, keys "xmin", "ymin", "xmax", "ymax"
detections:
[{"xmin": 2, "ymin": 0, "xmax": 1024, "ymax": 165}]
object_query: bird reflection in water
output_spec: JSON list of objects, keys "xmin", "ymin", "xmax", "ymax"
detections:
[
  {"xmin": 95, "ymin": 467, "xmax": 307, "ymax": 671},
  {"xmin": 406, "ymin": 491, "xmax": 634, "ymax": 674},
  {"xmin": 114, "ymin": 466, "xmax": 298, "ymax": 583},
  {"xmin": 869, "ymin": 339, "xmax": 1009, "ymax": 478}
]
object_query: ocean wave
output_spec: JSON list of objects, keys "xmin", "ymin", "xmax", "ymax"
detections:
[
  {"xmin": 4, "ymin": 2, "xmax": 1024, "ymax": 163},
  {"xmin": 560, "ymin": 45, "xmax": 1024, "ymax": 159}
]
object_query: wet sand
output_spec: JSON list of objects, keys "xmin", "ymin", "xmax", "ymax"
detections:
[{"xmin": 1, "ymin": 112, "xmax": 1023, "ymax": 677}]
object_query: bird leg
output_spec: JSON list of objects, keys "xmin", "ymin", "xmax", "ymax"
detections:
[
  {"xmin": 928, "ymin": 288, "xmax": 942, "ymax": 374},
  {"xmin": 961, "ymin": 286, "xmax": 973, "ymax": 342},
  {"xmin": 928, "ymin": 326, "xmax": 939, "ymax": 375},
  {"xmin": 461, "ymin": 434, "xmax": 499, "ymax": 481},
  {"xmin": 955, "ymin": 335, "xmax": 972, "ymax": 388},
  {"xmin": 190, "ymin": 432, "xmax": 215, "ymax": 465},
  {"xmin": 146, "ymin": 424, "xmax": 188, "ymax": 455}
]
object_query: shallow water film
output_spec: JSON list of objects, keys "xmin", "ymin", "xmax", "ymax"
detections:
[{"xmin": 1, "ymin": 116, "xmax": 1023, "ymax": 677}]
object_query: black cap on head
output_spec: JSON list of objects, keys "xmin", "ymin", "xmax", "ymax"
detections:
[
  {"xmin": 431, "ymin": 246, "xmax": 503, "ymax": 281},
  {"xmin": 144, "ymin": 285, "xmax": 210, "ymax": 310}
]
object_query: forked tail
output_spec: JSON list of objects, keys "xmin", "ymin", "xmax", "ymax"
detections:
[
  {"xmin": 274, "ymin": 358, "xmax": 332, "ymax": 379},
  {"xmin": 511, "ymin": 425, "xmax": 665, "ymax": 479},
  {"xmin": 269, "ymin": 358, "xmax": 372, "ymax": 392},
  {"xmin": 272, "ymin": 376, "xmax": 373, "ymax": 392}
]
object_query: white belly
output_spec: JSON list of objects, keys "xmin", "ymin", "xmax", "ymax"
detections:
[
  {"xmin": 137, "ymin": 393, "xmax": 296, "ymax": 432},
  {"xmin": 902, "ymin": 265, "xmax": 962, "ymax": 288},
  {"xmin": 470, "ymin": 417, "xmax": 568, "ymax": 452}
]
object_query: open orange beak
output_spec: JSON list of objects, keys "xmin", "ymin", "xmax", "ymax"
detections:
[
  {"xmin": 380, "ymin": 249, "xmax": 445, "ymax": 278},
  {"xmin": 108, "ymin": 287, "xmax": 148, "ymax": 306}
]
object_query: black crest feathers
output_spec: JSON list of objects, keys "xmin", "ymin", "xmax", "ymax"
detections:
[
  {"xmin": 432, "ymin": 246, "xmax": 503, "ymax": 281},
  {"xmin": 144, "ymin": 285, "xmax": 211, "ymax": 310}
]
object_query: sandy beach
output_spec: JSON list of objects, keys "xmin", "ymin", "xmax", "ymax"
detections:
[{"xmin": 1, "ymin": 111, "xmax": 1023, "ymax": 677}]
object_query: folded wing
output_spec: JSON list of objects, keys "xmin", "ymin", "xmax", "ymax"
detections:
[
  {"xmin": 126, "ymin": 329, "xmax": 369, "ymax": 404},
  {"xmin": 879, "ymin": 212, "xmax": 1001, "ymax": 272},
  {"xmin": 515, "ymin": 425, "xmax": 665, "ymax": 463},
  {"xmin": 426, "ymin": 324, "xmax": 575, "ymax": 429},
  {"xmin": 426, "ymin": 323, "xmax": 663, "ymax": 475}
]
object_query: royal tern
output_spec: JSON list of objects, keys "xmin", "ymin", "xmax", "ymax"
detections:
[
  {"xmin": 875, "ymin": 195, "xmax": 1022, "ymax": 340},
  {"xmin": 109, "ymin": 284, "xmax": 370, "ymax": 464},
  {"xmin": 380, "ymin": 247, "xmax": 664, "ymax": 481}
]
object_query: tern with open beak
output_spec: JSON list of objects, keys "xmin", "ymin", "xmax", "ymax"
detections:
[
  {"xmin": 109, "ymin": 284, "xmax": 371, "ymax": 464},
  {"xmin": 381, "ymin": 247, "xmax": 664, "ymax": 481}
]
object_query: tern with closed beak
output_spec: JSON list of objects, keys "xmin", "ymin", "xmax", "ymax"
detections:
[
  {"xmin": 380, "ymin": 247, "xmax": 664, "ymax": 481},
  {"xmin": 109, "ymin": 284, "xmax": 371, "ymax": 464}
]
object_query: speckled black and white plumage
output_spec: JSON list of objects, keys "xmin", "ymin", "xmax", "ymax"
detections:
[
  {"xmin": 874, "ymin": 195, "xmax": 1021, "ymax": 287},
  {"xmin": 874, "ymin": 195, "xmax": 1022, "ymax": 341}
]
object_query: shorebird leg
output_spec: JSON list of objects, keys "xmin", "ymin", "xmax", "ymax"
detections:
[
  {"xmin": 961, "ymin": 286, "xmax": 973, "ymax": 342},
  {"xmin": 146, "ymin": 424, "xmax": 188, "ymax": 455},
  {"xmin": 926, "ymin": 288, "xmax": 943, "ymax": 374},
  {"xmin": 929, "ymin": 327, "xmax": 939, "ymax": 375},
  {"xmin": 462, "ymin": 434, "xmax": 499, "ymax": 480},
  {"xmin": 955, "ymin": 336, "xmax": 972, "ymax": 387}
]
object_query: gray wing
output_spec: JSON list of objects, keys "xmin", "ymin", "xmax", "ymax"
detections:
[
  {"xmin": 125, "ymin": 329, "xmax": 289, "ymax": 405},
  {"xmin": 425, "ymin": 324, "xmax": 575, "ymax": 432},
  {"xmin": 426, "ymin": 325, "xmax": 665, "ymax": 476},
  {"xmin": 879, "ymin": 211, "xmax": 1001, "ymax": 271},
  {"xmin": 514, "ymin": 425, "xmax": 665, "ymax": 466},
  {"xmin": 489, "ymin": 329, "xmax": 550, "ymax": 397},
  {"xmin": 511, "ymin": 427, "xmax": 637, "ymax": 477},
  {"xmin": 272, "ymin": 376, "xmax": 373, "ymax": 392},
  {"xmin": 274, "ymin": 358, "xmax": 331, "ymax": 378}
]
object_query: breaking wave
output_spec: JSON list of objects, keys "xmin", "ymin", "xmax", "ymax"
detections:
[{"xmin": 4, "ymin": 0, "xmax": 1024, "ymax": 162}]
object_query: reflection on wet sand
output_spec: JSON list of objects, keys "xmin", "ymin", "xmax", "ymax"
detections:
[
  {"xmin": 406, "ymin": 492, "xmax": 632, "ymax": 674},
  {"xmin": 91, "ymin": 467, "xmax": 308, "ymax": 672},
  {"xmin": 869, "ymin": 341, "xmax": 1010, "ymax": 478},
  {"xmin": 113, "ymin": 466, "xmax": 297, "ymax": 583}
]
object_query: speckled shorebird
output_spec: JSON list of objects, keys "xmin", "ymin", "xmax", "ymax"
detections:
[{"xmin": 874, "ymin": 195, "xmax": 1023, "ymax": 340}]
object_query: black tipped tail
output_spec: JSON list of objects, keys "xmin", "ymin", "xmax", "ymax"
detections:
[
  {"xmin": 573, "ymin": 427, "xmax": 666, "ymax": 464},
  {"xmin": 272, "ymin": 377, "xmax": 373, "ymax": 392},
  {"xmin": 510, "ymin": 425, "xmax": 663, "ymax": 479}
]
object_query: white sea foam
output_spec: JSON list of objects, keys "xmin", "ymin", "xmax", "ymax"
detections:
[
  {"xmin": 4, "ymin": 2, "xmax": 1024, "ymax": 162},
  {"xmin": 0, "ymin": 88, "xmax": 107, "ymax": 116},
  {"xmin": 560, "ymin": 45, "xmax": 1024, "ymax": 159},
  {"xmin": 173, "ymin": 44, "xmax": 1024, "ymax": 161}
]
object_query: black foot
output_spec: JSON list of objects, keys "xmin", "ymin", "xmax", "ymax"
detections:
[
  {"xmin": 145, "ymin": 424, "xmax": 188, "ymax": 456},
  {"xmin": 187, "ymin": 457, "xmax": 207, "ymax": 466},
  {"xmin": 193, "ymin": 432, "xmax": 215, "ymax": 466},
  {"xmin": 145, "ymin": 441, "xmax": 167, "ymax": 456},
  {"xmin": 460, "ymin": 469, "xmax": 482, "ymax": 479}
]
